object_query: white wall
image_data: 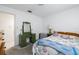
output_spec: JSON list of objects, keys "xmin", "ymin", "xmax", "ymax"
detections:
[
  {"xmin": 0, "ymin": 5, "xmax": 43, "ymax": 49},
  {"xmin": 43, "ymin": 6, "xmax": 79, "ymax": 33}
]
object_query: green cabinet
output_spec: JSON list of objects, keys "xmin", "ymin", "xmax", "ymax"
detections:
[
  {"xmin": 19, "ymin": 32, "xmax": 31, "ymax": 47},
  {"xmin": 19, "ymin": 33, "xmax": 36, "ymax": 47},
  {"xmin": 19, "ymin": 22, "xmax": 33, "ymax": 47}
]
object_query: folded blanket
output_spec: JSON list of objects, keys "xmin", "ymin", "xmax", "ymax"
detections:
[{"xmin": 37, "ymin": 39, "xmax": 79, "ymax": 55}]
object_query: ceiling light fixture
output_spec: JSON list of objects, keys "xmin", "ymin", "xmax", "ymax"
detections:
[
  {"xmin": 38, "ymin": 4, "xmax": 44, "ymax": 6},
  {"xmin": 27, "ymin": 10, "xmax": 32, "ymax": 13}
]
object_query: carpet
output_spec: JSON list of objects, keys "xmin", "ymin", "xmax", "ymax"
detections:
[{"xmin": 6, "ymin": 44, "xmax": 33, "ymax": 55}]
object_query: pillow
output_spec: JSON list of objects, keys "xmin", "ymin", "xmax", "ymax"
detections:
[
  {"xmin": 74, "ymin": 36, "xmax": 79, "ymax": 40},
  {"xmin": 69, "ymin": 36, "xmax": 79, "ymax": 40},
  {"xmin": 52, "ymin": 32, "xmax": 59, "ymax": 37},
  {"xmin": 60, "ymin": 34, "xmax": 71, "ymax": 39},
  {"xmin": 69, "ymin": 36, "xmax": 76, "ymax": 39}
]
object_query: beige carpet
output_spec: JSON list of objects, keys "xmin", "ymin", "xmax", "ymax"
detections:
[{"xmin": 6, "ymin": 44, "xmax": 33, "ymax": 55}]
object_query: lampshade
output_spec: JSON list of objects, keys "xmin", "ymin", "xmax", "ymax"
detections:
[
  {"xmin": 48, "ymin": 25, "xmax": 55, "ymax": 33},
  {"xmin": 48, "ymin": 25, "xmax": 52, "ymax": 29}
]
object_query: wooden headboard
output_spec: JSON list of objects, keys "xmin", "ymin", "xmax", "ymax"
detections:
[{"xmin": 57, "ymin": 32, "xmax": 79, "ymax": 37}]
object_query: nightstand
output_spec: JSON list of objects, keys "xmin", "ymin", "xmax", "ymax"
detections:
[{"xmin": 47, "ymin": 33, "xmax": 53, "ymax": 37}]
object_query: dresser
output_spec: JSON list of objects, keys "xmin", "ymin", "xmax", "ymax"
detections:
[{"xmin": 0, "ymin": 32, "xmax": 5, "ymax": 55}]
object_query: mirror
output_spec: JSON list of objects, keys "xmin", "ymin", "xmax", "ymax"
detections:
[
  {"xmin": 24, "ymin": 23, "xmax": 30, "ymax": 32},
  {"xmin": 22, "ymin": 22, "xmax": 31, "ymax": 34}
]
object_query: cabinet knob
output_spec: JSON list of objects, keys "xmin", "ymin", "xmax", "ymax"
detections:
[
  {"xmin": 2, "ymin": 39, "xmax": 4, "ymax": 40},
  {"xmin": 2, "ymin": 33, "xmax": 4, "ymax": 35}
]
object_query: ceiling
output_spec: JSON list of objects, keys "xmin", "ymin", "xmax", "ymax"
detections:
[{"xmin": 1, "ymin": 4, "xmax": 79, "ymax": 18}]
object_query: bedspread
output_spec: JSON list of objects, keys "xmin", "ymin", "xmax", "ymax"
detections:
[
  {"xmin": 37, "ymin": 39, "xmax": 79, "ymax": 55},
  {"xmin": 32, "ymin": 33, "xmax": 79, "ymax": 55}
]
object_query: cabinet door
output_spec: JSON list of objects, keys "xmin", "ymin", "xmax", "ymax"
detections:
[
  {"xmin": 19, "ymin": 34, "xmax": 27, "ymax": 47},
  {"xmin": 31, "ymin": 34, "xmax": 36, "ymax": 43}
]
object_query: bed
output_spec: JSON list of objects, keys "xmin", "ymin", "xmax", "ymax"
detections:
[{"xmin": 32, "ymin": 32, "xmax": 79, "ymax": 55}]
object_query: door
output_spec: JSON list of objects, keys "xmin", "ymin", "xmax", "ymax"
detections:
[{"xmin": 0, "ymin": 12, "xmax": 14, "ymax": 50}]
